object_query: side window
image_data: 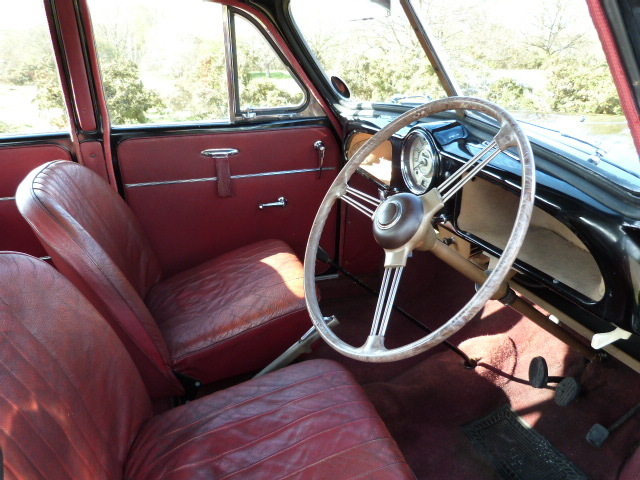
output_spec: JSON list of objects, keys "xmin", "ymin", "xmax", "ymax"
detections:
[
  {"xmin": 0, "ymin": 2, "xmax": 69, "ymax": 136},
  {"xmin": 87, "ymin": 0, "xmax": 229, "ymax": 126},
  {"xmin": 235, "ymin": 15, "xmax": 305, "ymax": 113}
]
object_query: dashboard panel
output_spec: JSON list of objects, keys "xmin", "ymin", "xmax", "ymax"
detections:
[
  {"xmin": 457, "ymin": 177, "xmax": 605, "ymax": 301},
  {"xmin": 346, "ymin": 132, "xmax": 392, "ymax": 185},
  {"xmin": 344, "ymin": 115, "xmax": 640, "ymax": 362}
]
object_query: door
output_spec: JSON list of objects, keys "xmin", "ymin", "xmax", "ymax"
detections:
[{"xmin": 84, "ymin": 0, "xmax": 340, "ymax": 275}]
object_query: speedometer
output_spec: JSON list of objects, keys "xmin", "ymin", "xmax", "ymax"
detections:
[{"xmin": 401, "ymin": 129, "xmax": 440, "ymax": 194}]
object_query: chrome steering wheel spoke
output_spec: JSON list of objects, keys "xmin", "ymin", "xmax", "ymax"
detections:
[
  {"xmin": 370, "ymin": 266, "xmax": 404, "ymax": 338},
  {"xmin": 437, "ymin": 139, "xmax": 501, "ymax": 203},
  {"xmin": 437, "ymin": 124, "xmax": 519, "ymax": 203},
  {"xmin": 340, "ymin": 185, "xmax": 381, "ymax": 219}
]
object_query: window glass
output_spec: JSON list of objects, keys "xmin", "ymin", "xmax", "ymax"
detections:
[
  {"xmin": 289, "ymin": 0, "xmax": 447, "ymax": 105},
  {"xmin": 235, "ymin": 15, "xmax": 305, "ymax": 111},
  {"xmin": 408, "ymin": 0, "xmax": 637, "ymax": 171},
  {"xmin": 0, "ymin": 2, "xmax": 69, "ymax": 135},
  {"xmin": 87, "ymin": 0, "xmax": 228, "ymax": 126}
]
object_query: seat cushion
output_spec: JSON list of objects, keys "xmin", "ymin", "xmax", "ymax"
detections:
[
  {"xmin": 125, "ymin": 359, "xmax": 414, "ymax": 480},
  {"xmin": 146, "ymin": 239, "xmax": 311, "ymax": 383}
]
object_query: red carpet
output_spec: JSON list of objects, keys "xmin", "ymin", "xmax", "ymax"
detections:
[{"xmin": 312, "ymin": 253, "xmax": 640, "ymax": 479}]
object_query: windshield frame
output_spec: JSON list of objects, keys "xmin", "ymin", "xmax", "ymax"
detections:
[
  {"xmin": 396, "ymin": 0, "xmax": 457, "ymax": 98},
  {"xmin": 282, "ymin": 0, "xmax": 640, "ymax": 184}
]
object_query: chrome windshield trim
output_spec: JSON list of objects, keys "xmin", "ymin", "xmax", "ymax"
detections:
[
  {"xmin": 0, "ymin": 196, "xmax": 15, "ymax": 202},
  {"xmin": 125, "ymin": 167, "xmax": 336, "ymax": 188}
]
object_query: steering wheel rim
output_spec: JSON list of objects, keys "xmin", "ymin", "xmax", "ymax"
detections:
[{"xmin": 304, "ymin": 96, "xmax": 535, "ymax": 362}]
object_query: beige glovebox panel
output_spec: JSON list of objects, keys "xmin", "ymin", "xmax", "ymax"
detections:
[
  {"xmin": 348, "ymin": 133, "xmax": 393, "ymax": 185},
  {"xmin": 458, "ymin": 178, "xmax": 605, "ymax": 301}
]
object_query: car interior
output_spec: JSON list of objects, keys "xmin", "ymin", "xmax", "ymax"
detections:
[{"xmin": 2, "ymin": 0, "xmax": 640, "ymax": 479}]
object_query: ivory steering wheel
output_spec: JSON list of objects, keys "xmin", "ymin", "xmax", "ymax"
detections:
[{"xmin": 304, "ymin": 97, "xmax": 535, "ymax": 362}]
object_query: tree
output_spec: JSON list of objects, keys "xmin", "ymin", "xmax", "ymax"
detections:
[
  {"xmin": 547, "ymin": 61, "xmax": 622, "ymax": 114},
  {"xmin": 487, "ymin": 78, "xmax": 536, "ymax": 112},
  {"xmin": 168, "ymin": 52, "xmax": 228, "ymax": 121},
  {"xmin": 526, "ymin": 0, "xmax": 586, "ymax": 61},
  {"xmin": 238, "ymin": 40, "xmax": 280, "ymax": 81},
  {"xmin": 241, "ymin": 79, "xmax": 302, "ymax": 108},
  {"xmin": 101, "ymin": 61, "xmax": 164, "ymax": 124},
  {"xmin": 30, "ymin": 57, "xmax": 164, "ymax": 126},
  {"xmin": 0, "ymin": 121, "xmax": 15, "ymax": 134},
  {"xmin": 31, "ymin": 57, "xmax": 68, "ymax": 129}
]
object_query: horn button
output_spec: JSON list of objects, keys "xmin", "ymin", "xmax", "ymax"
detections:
[{"xmin": 373, "ymin": 193, "xmax": 425, "ymax": 250}]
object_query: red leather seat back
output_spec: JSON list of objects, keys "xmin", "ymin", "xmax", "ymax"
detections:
[
  {"xmin": 16, "ymin": 161, "xmax": 183, "ymax": 398},
  {"xmin": 0, "ymin": 252, "xmax": 153, "ymax": 479}
]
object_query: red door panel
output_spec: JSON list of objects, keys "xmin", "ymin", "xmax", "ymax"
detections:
[
  {"xmin": 118, "ymin": 126, "xmax": 339, "ymax": 276},
  {"xmin": 0, "ymin": 144, "xmax": 72, "ymax": 255}
]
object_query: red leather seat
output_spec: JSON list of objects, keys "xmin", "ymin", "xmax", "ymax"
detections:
[
  {"xmin": 16, "ymin": 161, "xmax": 311, "ymax": 399},
  {"xmin": 0, "ymin": 252, "xmax": 415, "ymax": 479}
]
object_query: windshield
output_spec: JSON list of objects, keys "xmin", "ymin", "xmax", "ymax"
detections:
[
  {"xmin": 290, "ymin": 0, "xmax": 638, "ymax": 173},
  {"xmin": 290, "ymin": 0, "xmax": 447, "ymax": 104}
]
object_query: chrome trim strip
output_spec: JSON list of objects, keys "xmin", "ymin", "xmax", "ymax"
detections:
[
  {"xmin": 40, "ymin": 256, "xmax": 52, "ymax": 261},
  {"xmin": 127, "ymin": 177, "xmax": 218, "ymax": 188},
  {"xmin": 231, "ymin": 167, "xmax": 334, "ymax": 180},
  {"xmin": 0, "ymin": 196, "xmax": 15, "ymax": 202},
  {"xmin": 125, "ymin": 167, "xmax": 336, "ymax": 188},
  {"xmin": 222, "ymin": 5, "xmax": 237, "ymax": 122}
]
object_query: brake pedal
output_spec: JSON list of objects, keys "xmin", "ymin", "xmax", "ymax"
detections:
[{"xmin": 528, "ymin": 356, "xmax": 581, "ymax": 406}]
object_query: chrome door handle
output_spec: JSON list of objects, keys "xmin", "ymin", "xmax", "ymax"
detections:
[
  {"xmin": 314, "ymin": 141, "xmax": 325, "ymax": 179},
  {"xmin": 259, "ymin": 197, "xmax": 288, "ymax": 209},
  {"xmin": 200, "ymin": 148, "xmax": 239, "ymax": 158}
]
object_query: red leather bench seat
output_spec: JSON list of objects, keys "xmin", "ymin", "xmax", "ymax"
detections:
[{"xmin": 0, "ymin": 253, "xmax": 414, "ymax": 479}]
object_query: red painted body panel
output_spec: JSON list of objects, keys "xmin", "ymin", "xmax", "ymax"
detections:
[{"xmin": 53, "ymin": 0, "xmax": 97, "ymax": 132}]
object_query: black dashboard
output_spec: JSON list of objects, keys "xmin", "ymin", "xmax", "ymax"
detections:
[{"xmin": 344, "ymin": 113, "xmax": 640, "ymax": 361}]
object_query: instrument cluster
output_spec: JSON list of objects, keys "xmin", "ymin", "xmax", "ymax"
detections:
[{"xmin": 400, "ymin": 127, "xmax": 441, "ymax": 194}]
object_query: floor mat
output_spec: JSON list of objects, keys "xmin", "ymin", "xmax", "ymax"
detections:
[{"xmin": 462, "ymin": 405, "xmax": 588, "ymax": 480}]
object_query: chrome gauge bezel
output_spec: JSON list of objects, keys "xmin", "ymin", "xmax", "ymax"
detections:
[{"xmin": 400, "ymin": 128, "xmax": 440, "ymax": 195}]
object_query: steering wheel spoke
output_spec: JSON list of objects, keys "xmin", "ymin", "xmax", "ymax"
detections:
[
  {"xmin": 340, "ymin": 185, "xmax": 381, "ymax": 219},
  {"xmin": 437, "ymin": 139, "xmax": 502, "ymax": 203},
  {"xmin": 370, "ymin": 266, "xmax": 404, "ymax": 339}
]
